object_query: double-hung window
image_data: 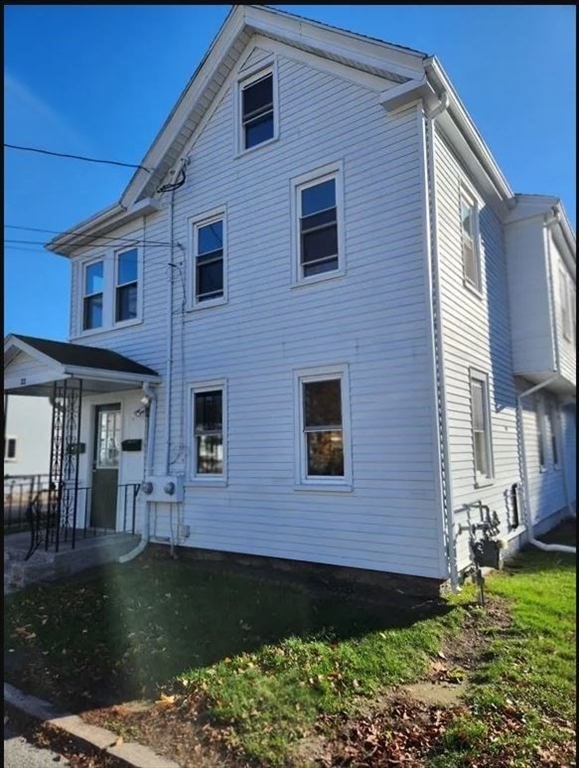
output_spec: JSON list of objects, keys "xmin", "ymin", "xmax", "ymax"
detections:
[
  {"xmin": 115, "ymin": 247, "xmax": 138, "ymax": 323},
  {"xmin": 240, "ymin": 70, "xmax": 274, "ymax": 151},
  {"xmin": 460, "ymin": 189, "xmax": 481, "ymax": 293},
  {"xmin": 83, "ymin": 260, "xmax": 104, "ymax": 331},
  {"xmin": 4, "ymin": 437, "xmax": 17, "ymax": 461},
  {"xmin": 547, "ymin": 399, "xmax": 560, "ymax": 468},
  {"xmin": 559, "ymin": 267, "xmax": 574, "ymax": 342},
  {"xmin": 192, "ymin": 385, "xmax": 225, "ymax": 478},
  {"xmin": 470, "ymin": 370, "xmax": 493, "ymax": 484},
  {"xmin": 293, "ymin": 163, "xmax": 344, "ymax": 284},
  {"xmin": 192, "ymin": 214, "xmax": 225, "ymax": 305},
  {"xmin": 296, "ymin": 366, "xmax": 351, "ymax": 487}
]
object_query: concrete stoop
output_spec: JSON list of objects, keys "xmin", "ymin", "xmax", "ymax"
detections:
[{"xmin": 4, "ymin": 532, "xmax": 140, "ymax": 590}]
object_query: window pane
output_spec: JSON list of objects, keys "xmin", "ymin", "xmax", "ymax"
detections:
[
  {"xmin": 471, "ymin": 381, "xmax": 485, "ymax": 431},
  {"xmin": 302, "ymin": 179, "xmax": 336, "ymax": 217},
  {"xmin": 5, "ymin": 438, "xmax": 16, "ymax": 459},
  {"xmin": 83, "ymin": 294, "xmax": 103, "ymax": 330},
  {"xmin": 303, "ymin": 258, "xmax": 339, "ymax": 278},
  {"xmin": 301, "ymin": 225, "xmax": 338, "ymax": 264},
  {"xmin": 197, "ymin": 260, "xmax": 223, "ymax": 299},
  {"xmin": 304, "ymin": 380, "xmax": 342, "ymax": 427},
  {"xmin": 244, "ymin": 114, "xmax": 274, "ymax": 149},
  {"xmin": 117, "ymin": 248, "xmax": 138, "ymax": 285},
  {"xmin": 242, "ymin": 74, "xmax": 273, "ymax": 119},
  {"xmin": 474, "ymin": 431, "xmax": 488, "ymax": 476},
  {"xmin": 307, "ymin": 431, "xmax": 344, "ymax": 476},
  {"xmin": 461, "ymin": 200, "xmax": 473, "ymax": 238},
  {"xmin": 116, "ymin": 283, "xmax": 138, "ymax": 322},
  {"xmin": 463, "ymin": 240, "xmax": 478, "ymax": 285},
  {"xmin": 301, "ymin": 207, "xmax": 337, "ymax": 232},
  {"xmin": 195, "ymin": 391, "xmax": 222, "ymax": 432},
  {"xmin": 198, "ymin": 221, "xmax": 223, "ymax": 255},
  {"xmin": 85, "ymin": 261, "xmax": 104, "ymax": 296},
  {"xmin": 196, "ymin": 434, "xmax": 223, "ymax": 474}
]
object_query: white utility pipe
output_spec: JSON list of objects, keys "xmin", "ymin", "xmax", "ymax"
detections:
[
  {"xmin": 517, "ymin": 377, "xmax": 576, "ymax": 555},
  {"xmin": 423, "ymin": 86, "xmax": 459, "ymax": 591},
  {"xmin": 119, "ymin": 381, "xmax": 158, "ymax": 563}
]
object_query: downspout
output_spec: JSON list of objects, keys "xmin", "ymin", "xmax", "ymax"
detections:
[
  {"xmin": 119, "ymin": 381, "xmax": 158, "ymax": 563},
  {"xmin": 423, "ymin": 86, "xmax": 459, "ymax": 591},
  {"xmin": 517, "ymin": 377, "xmax": 576, "ymax": 554}
]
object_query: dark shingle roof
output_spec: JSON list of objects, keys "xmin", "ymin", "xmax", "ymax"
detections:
[{"xmin": 12, "ymin": 335, "xmax": 159, "ymax": 377}]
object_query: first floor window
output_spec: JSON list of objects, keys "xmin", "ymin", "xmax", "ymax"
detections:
[
  {"xmin": 547, "ymin": 400, "xmax": 560, "ymax": 467},
  {"xmin": 535, "ymin": 394, "xmax": 547, "ymax": 469},
  {"xmin": 193, "ymin": 388, "xmax": 224, "ymax": 475},
  {"xmin": 470, "ymin": 371, "xmax": 493, "ymax": 482},
  {"xmin": 4, "ymin": 437, "xmax": 17, "ymax": 460},
  {"xmin": 298, "ymin": 370, "xmax": 349, "ymax": 481},
  {"xmin": 83, "ymin": 260, "xmax": 104, "ymax": 330},
  {"xmin": 194, "ymin": 217, "xmax": 224, "ymax": 303},
  {"xmin": 115, "ymin": 247, "xmax": 139, "ymax": 323}
]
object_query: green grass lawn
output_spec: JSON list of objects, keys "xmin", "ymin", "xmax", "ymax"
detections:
[{"xmin": 4, "ymin": 528, "xmax": 576, "ymax": 767}]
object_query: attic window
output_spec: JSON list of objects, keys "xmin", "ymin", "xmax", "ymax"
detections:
[{"xmin": 240, "ymin": 70, "xmax": 275, "ymax": 151}]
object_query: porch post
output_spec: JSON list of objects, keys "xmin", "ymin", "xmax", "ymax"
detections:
[
  {"xmin": 46, "ymin": 381, "xmax": 59, "ymax": 551},
  {"xmin": 71, "ymin": 379, "xmax": 83, "ymax": 550}
]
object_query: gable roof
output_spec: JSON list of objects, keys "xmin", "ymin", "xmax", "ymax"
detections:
[
  {"xmin": 5, "ymin": 334, "xmax": 159, "ymax": 378},
  {"xmin": 46, "ymin": 4, "xmax": 574, "ymax": 259}
]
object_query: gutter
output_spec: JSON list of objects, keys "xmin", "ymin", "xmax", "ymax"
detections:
[
  {"xmin": 423, "ymin": 88, "xmax": 459, "ymax": 591},
  {"xmin": 516, "ymin": 377, "xmax": 576, "ymax": 555},
  {"xmin": 119, "ymin": 382, "xmax": 158, "ymax": 563}
]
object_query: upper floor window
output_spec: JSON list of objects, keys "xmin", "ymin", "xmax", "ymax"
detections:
[
  {"xmin": 292, "ymin": 163, "xmax": 345, "ymax": 286},
  {"xmin": 559, "ymin": 267, "xmax": 574, "ymax": 342},
  {"xmin": 470, "ymin": 370, "xmax": 493, "ymax": 484},
  {"xmin": 191, "ymin": 210, "xmax": 226, "ymax": 308},
  {"xmin": 83, "ymin": 260, "xmax": 104, "ymax": 331},
  {"xmin": 192, "ymin": 384, "xmax": 226, "ymax": 479},
  {"xmin": 4, "ymin": 437, "xmax": 17, "ymax": 461},
  {"xmin": 460, "ymin": 189, "xmax": 481, "ymax": 293},
  {"xmin": 240, "ymin": 70, "xmax": 275, "ymax": 151},
  {"xmin": 115, "ymin": 248, "xmax": 138, "ymax": 323}
]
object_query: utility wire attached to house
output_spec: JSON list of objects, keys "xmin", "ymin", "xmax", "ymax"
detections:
[{"xmin": 4, "ymin": 143, "xmax": 151, "ymax": 172}]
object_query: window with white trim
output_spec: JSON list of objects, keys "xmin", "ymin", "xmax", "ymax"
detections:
[
  {"xmin": 192, "ymin": 386, "xmax": 225, "ymax": 477},
  {"xmin": 460, "ymin": 189, "xmax": 481, "ymax": 292},
  {"xmin": 535, "ymin": 394, "xmax": 547, "ymax": 470},
  {"xmin": 83, "ymin": 260, "xmax": 104, "ymax": 331},
  {"xmin": 559, "ymin": 267, "xmax": 574, "ymax": 342},
  {"xmin": 115, "ymin": 247, "xmax": 138, "ymax": 323},
  {"xmin": 296, "ymin": 366, "xmax": 351, "ymax": 486},
  {"xmin": 470, "ymin": 371, "xmax": 493, "ymax": 483},
  {"xmin": 292, "ymin": 164, "xmax": 344, "ymax": 284},
  {"xmin": 193, "ymin": 215, "xmax": 225, "ymax": 305},
  {"xmin": 240, "ymin": 69, "xmax": 275, "ymax": 151},
  {"xmin": 546, "ymin": 399, "xmax": 560, "ymax": 468},
  {"xmin": 4, "ymin": 437, "xmax": 17, "ymax": 461}
]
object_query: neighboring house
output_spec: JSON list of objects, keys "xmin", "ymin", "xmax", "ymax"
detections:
[
  {"xmin": 4, "ymin": 395, "xmax": 52, "ymax": 477},
  {"xmin": 3, "ymin": 6, "xmax": 576, "ymax": 592}
]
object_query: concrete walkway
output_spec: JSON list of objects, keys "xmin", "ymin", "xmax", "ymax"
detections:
[{"xmin": 4, "ymin": 721, "xmax": 71, "ymax": 768}]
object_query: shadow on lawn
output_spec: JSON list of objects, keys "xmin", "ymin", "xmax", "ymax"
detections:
[{"xmin": 5, "ymin": 550, "xmax": 456, "ymax": 711}]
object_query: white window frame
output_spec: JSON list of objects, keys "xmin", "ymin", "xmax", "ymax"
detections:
[
  {"xmin": 75, "ymin": 240, "xmax": 143, "ymax": 338},
  {"xmin": 4, "ymin": 435, "xmax": 18, "ymax": 462},
  {"xmin": 114, "ymin": 246, "xmax": 141, "ymax": 327},
  {"xmin": 82, "ymin": 257, "xmax": 105, "ymax": 333},
  {"xmin": 535, "ymin": 393, "xmax": 547, "ymax": 472},
  {"xmin": 291, "ymin": 161, "xmax": 346, "ymax": 288},
  {"xmin": 469, "ymin": 369, "xmax": 494, "ymax": 486},
  {"xmin": 189, "ymin": 207, "xmax": 227, "ymax": 310},
  {"xmin": 546, "ymin": 398, "xmax": 561, "ymax": 469},
  {"xmin": 294, "ymin": 364, "xmax": 352, "ymax": 491},
  {"xmin": 559, "ymin": 267, "xmax": 573, "ymax": 342},
  {"xmin": 459, "ymin": 185, "xmax": 482, "ymax": 296},
  {"xmin": 189, "ymin": 380, "xmax": 227, "ymax": 484},
  {"xmin": 235, "ymin": 61, "xmax": 279, "ymax": 157}
]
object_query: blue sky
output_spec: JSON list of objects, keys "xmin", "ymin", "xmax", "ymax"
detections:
[{"xmin": 4, "ymin": 4, "xmax": 576, "ymax": 341}]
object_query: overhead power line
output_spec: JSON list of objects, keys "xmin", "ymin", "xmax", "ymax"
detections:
[
  {"xmin": 4, "ymin": 143, "xmax": 151, "ymax": 172},
  {"xmin": 4, "ymin": 238, "xmax": 170, "ymax": 249},
  {"xmin": 4, "ymin": 225, "xmax": 173, "ymax": 248}
]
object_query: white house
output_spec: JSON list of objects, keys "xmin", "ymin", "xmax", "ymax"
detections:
[
  {"xmin": 4, "ymin": 395, "xmax": 52, "ymax": 477},
  {"xmin": 3, "ymin": 5, "xmax": 575, "ymax": 593}
]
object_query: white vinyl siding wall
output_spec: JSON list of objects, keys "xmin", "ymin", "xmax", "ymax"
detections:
[
  {"xmin": 550, "ymin": 236, "xmax": 576, "ymax": 387},
  {"xmin": 433, "ymin": 128, "xmax": 521, "ymax": 572},
  {"xmin": 66, "ymin": 51, "xmax": 442, "ymax": 578}
]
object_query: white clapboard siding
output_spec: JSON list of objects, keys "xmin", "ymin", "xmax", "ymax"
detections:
[
  {"xmin": 64, "ymin": 47, "xmax": 445, "ymax": 579},
  {"xmin": 5, "ymin": 351, "xmax": 55, "ymax": 383},
  {"xmin": 434, "ymin": 127, "xmax": 521, "ymax": 571},
  {"xmin": 550, "ymin": 236, "xmax": 576, "ymax": 387}
]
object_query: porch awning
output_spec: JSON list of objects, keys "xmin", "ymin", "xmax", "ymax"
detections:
[{"xmin": 4, "ymin": 334, "xmax": 161, "ymax": 396}]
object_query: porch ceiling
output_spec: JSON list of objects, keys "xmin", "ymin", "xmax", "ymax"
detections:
[{"xmin": 4, "ymin": 333, "xmax": 161, "ymax": 395}]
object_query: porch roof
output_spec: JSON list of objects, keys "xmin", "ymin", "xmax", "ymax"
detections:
[{"xmin": 4, "ymin": 334, "xmax": 161, "ymax": 396}]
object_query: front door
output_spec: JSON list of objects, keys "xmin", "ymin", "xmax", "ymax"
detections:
[{"xmin": 90, "ymin": 404, "xmax": 121, "ymax": 529}]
